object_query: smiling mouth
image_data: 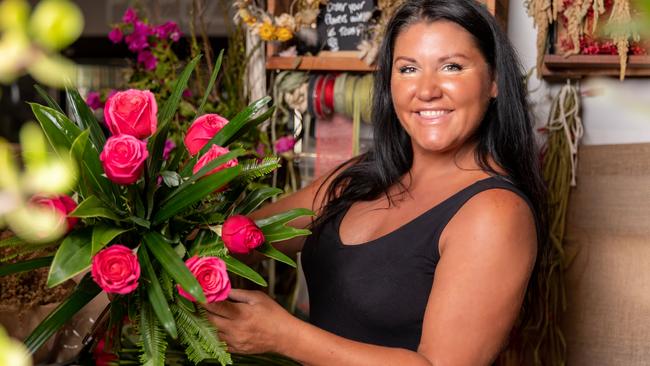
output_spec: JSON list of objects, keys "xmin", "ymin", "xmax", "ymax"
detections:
[{"xmin": 416, "ymin": 110, "xmax": 452, "ymax": 119}]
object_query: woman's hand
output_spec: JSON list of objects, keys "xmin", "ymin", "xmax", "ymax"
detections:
[{"xmin": 203, "ymin": 289, "xmax": 297, "ymax": 355}]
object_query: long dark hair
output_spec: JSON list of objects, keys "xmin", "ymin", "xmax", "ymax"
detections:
[
  {"xmin": 314, "ymin": 0, "xmax": 549, "ymax": 356},
  {"xmin": 315, "ymin": 0, "xmax": 546, "ymax": 240}
]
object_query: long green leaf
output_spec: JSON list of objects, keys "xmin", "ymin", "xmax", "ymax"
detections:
[
  {"xmin": 34, "ymin": 85, "xmax": 64, "ymax": 114},
  {"xmin": 24, "ymin": 275, "xmax": 101, "ymax": 354},
  {"xmin": 70, "ymin": 195, "xmax": 121, "ymax": 221},
  {"xmin": 47, "ymin": 229, "xmax": 93, "ymax": 287},
  {"xmin": 263, "ymin": 226, "xmax": 312, "ymax": 244},
  {"xmin": 158, "ymin": 55, "xmax": 202, "ymax": 128},
  {"xmin": 91, "ymin": 225, "xmax": 131, "ymax": 255},
  {"xmin": 200, "ymin": 96, "xmax": 271, "ymax": 153},
  {"xmin": 30, "ymin": 102, "xmax": 82, "ymax": 150},
  {"xmin": 0, "ymin": 234, "xmax": 26, "ymax": 249},
  {"xmin": 139, "ymin": 245, "xmax": 178, "ymax": 339},
  {"xmin": 143, "ymin": 232, "xmax": 206, "ymax": 303},
  {"xmin": 256, "ymin": 242, "xmax": 296, "ymax": 268},
  {"xmin": 222, "ymin": 255, "xmax": 267, "ymax": 287},
  {"xmin": 233, "ymin": 186, "xmax": 283, "ymax": 215},
  {"xmin": 226, "ymin": 106, "xmax": 275, "ymax": 146},
  {"xmin": 0, "ymin": 256, "xmax": 53, "ymax": 276},
  {"xmin": 65, "ymin": 86, "xmax": 106, "ymax": 149},
  {"xmin": 69, "ymin": 129, "xmax": 114, "ymax": 200},
  {"xmin": 255, "ymin": 208, "xmax": 314, "ymax": 228},
  {"xmin": 152, "ymin": 165, "xmax": 241, "ymax": 225},
  {"xmin": 161, "ymin": 149, "xmax": 245, "ymax": 205},
  {"xmin": 196, "ymin": 49, "xmax": 224, "ymax": 117}
]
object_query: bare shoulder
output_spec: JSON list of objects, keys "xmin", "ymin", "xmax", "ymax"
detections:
[{"xmin": 440, "ymin": 188, "xmax": 537, "ymax": 260}]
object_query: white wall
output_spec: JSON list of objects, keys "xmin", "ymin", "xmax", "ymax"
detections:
[{"xmin": 507, "ymin": 1, "xmax": 650, "ymax": 145}]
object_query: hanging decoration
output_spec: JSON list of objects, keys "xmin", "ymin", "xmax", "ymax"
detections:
[
  {"xmin": 233, "ymin": 0, "xmax": 321, "ymax": 42},
  {"xmin": 526, "ymin": 0, "xmax": 646, "ymax": 79}
]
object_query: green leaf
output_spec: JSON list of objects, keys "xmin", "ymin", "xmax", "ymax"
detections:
[
  {"xmin": 146, "ymin": 122, "xmax": 171, "ymax": 190},
  {"xmin": 139, "ymin": 301, "xmax": 168, "ymax": 366},
  {"xmin": 24, "ymin": 275, "xmax": 101, "ymax": 354},
  {"xmin": 30, "ymin": 102, "xmax": 82, "ymax": 150},
  {"xmin": 47, "ymin": 229, "xmax": 93, "ymax": 287},
  {"xmin": 34, "ymin": 84, "xmax": 65, "ymax": 114},
  {"xmin": 128, "ymin": 216, "xmax": 151, "ymax": 229},
  {"xmin": 69, "ymin": 129, "xmax": 114, "ymax": 201},
  {"xmin": 255, "ymin": 208, "xmax": 315, "ymax": 229},
  {"xmin": 158, "ymin": 55, "xmax": 202, "ymax": 128},
  {"xmin": 65, "ymin": 85, "xmax": 106, "ymax": 149},
  {"xmin": 256, "ymin": 242, "xmax": 296, "ymax": 268},
  {"xmin": 171, "ymin": 304, "xmax": 231, "ymax": 365},
  {"xmin": 262, "ymin": 226, "xmax": 312, "ymax": 244},
  {"xmin": 233, "ymin": 186, "xmax": 283, "ymax": 215},
  {"xmin": 196, "ymin": 49, "xmax": 224, "ymax": 117},
  {"xmin": 91, "ymin": 225, "xmax": 131, "ymax": 255},
  {"xmin": 0, "ymin": 256, "xmax": 53, "ymax": 276},
  {"xmin": 199, "ymin": 96, "xmax": 271, "ymax": 154},
  {"xmin": 139, "ymin": 245, "xmax": 178, "ymax": 339},
  {"xmin": 222, "ymin": 255, "xmax": 267, "ymax": 287},
  {"xmin": 160, "ymin": 171, "xmax": 182, "ymax": 187},
  {"xmin": 153, "ymin": 165, "xmax": 241, "ymax": 225},
  {"xmin": 70, "ymin": 195, "xmax": 121, "ymax": 221},
  {"xmin": 143, "ymin": 232, "xmax": 206, "ymax": 303},
  {"xmin": 162, "ymin": 149, "xmax": 245, "ymax": 204},
  {"xmin": 226, "ymin": 106, "xmax": 275, "ymax": 146}
]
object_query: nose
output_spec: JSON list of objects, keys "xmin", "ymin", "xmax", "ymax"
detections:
[{"xmin": 415, "ymin": 73, "xmax": 442, "ymax": 101}]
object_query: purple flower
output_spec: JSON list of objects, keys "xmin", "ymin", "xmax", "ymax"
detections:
[
  {"xmin": 275, "ymin": 135, "xmax": 295, "ymax": 153},
  {"xmin": 137, "ymin": 50, "xmax": 157, "ymax": 70},
  {"xmin": 122, "ymin": 8, "xmax": 137, "ymax": 24},
  {"xmin": 125, "ymin": 21, "xmax": 151, "ymax": 52},
  {"xmin": 108, "ymin": 28, "xmax": 123, "ymax": 43},
  {"xmin": 182, "ymin": 88, "xmax": 192, "ymax": 98},
  {"xmin": 86, "ymin": 91, "xmax": 103, "ymax": 110},
  {"xmin": 154, "ymin": 21, "xmax": 182, "ymax": 42},
  {"xmin": 163, "ymin": 139, "xmax": 176, "ymax": 160},
  {"xmin": 255, "ymin": 143, "xmax": 266, "ymax": 157}
]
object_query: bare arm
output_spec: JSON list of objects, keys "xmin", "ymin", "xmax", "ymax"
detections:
[{"xmin": 206, "ymin": 189, "xmax": 537, "ymax": 366}]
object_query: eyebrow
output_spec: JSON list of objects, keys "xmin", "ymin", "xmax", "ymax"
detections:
[{"xmin": 393, "ymin": 53, "xmax": 470, "ymax": 64}]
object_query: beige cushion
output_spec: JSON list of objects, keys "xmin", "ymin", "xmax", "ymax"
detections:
[{"xmin": 562, "ymin": 143, "xmax": 650, "ymax": 365}]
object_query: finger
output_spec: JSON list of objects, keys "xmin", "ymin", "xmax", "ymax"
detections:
[
  {"xmin": 228, "ymin": 289, "xmax": 260, "ymax": 304},
  {"xmin": 205, "ymin": 310, "xmax": 231, "ymax": 330},
  {"xmin": 203, "ymin": 300, "xmax": 238, "ymax": 319}
]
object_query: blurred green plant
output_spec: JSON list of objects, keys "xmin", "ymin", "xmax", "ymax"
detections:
[
  {"xmin": 0, "ymin": 0, "xmax": 82, "ymax": 87},
  {"xmin": 0, "ymin": 326, "xmax": 31, "ymax": 366}
]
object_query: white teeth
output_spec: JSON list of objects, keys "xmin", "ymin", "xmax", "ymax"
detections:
[{"xmin": 418, "ymin": 110, "xmax": 449, "ymax": 117}]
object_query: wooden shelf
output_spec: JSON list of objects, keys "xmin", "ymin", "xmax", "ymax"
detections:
[
  {"xmin": 266, "ymin": 0, "xmax": 509, "ymax": 71},
  {"xmin": 266, "ymin": 55, "xmax": 375, "ymax": 71},
  {"xmin": 542, "ymin": 54, "xmax": 650, "ymax": 79}
]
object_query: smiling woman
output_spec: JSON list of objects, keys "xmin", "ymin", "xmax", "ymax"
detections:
[{"xmin": 204, "ymin": 1, "xmax": 548, "ymax": 365}]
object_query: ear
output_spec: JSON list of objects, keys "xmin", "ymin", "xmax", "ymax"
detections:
[{"xmin": 489, "ymin": 79, "xmax": 498, "ymax": 98}]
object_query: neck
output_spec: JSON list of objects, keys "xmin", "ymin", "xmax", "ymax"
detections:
[{"xmin": 406, "ymin": 142, "xmax": 482, "ymax": 188}]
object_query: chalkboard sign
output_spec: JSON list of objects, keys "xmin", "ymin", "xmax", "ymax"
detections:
[{"xmin": 317, "ymin": 0, "xmax": 375, "ymax": 52}]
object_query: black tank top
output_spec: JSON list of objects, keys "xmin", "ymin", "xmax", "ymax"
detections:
[{"xmin": 301, "ymin": 176, "xmax": 531, "ymax": 351}]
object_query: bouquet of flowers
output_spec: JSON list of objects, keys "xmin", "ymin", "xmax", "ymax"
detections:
[{"xmin": 0, "ymin": 55, "xmax": 312, "ymax": 365}]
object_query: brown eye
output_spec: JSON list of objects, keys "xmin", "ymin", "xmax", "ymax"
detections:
[
  {"xmin": 398, "ymin": 66, "xmax": 417, "ymax": 74},
  {"xmin": 442, "ymin": 63, "xmax": 463, "ymax": 72}
]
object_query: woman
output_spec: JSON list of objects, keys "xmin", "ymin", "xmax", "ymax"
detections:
[{"xmin": 206, "ymin": 0, "xmax": 547, "ymax": 364}]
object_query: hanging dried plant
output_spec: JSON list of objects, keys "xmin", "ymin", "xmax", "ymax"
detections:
[
  {"xmin": 526, "ymin": 0, "xmax": 553, "ymax": 77},
  {"xmin": 606, "ymin": 0, "xmax": 639, "ymax": 79}
]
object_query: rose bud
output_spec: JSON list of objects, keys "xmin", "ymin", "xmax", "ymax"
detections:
[
  {"xmin": 192, "ymin": 145, "xmax": 238, "ymax": 177},
  {"xmin": 100, "ymin": 134, "xmax": 149, "ymax": 185},
  {"xmin": 221, "ymin": 215, "xmax": 265, "ymax": 255},
  {"xmin": 184, "ymin": 114, "xmax": 229, "ymax": 156},
  {"xmin": 91, "ymin": 244, "xmax": 140, "ymax": 295},
  {"xmin": 177, "ymin": 256, "xmax": 231, "ymax": 303},
  {"xmin": 104, "ymin": 89, "xmax": 158, "ymax": 139},
  {"xmin": 29, "ymin": 194, "xmax": 78, "ymax": 232}
]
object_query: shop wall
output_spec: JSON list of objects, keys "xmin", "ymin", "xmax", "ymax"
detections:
[{"xmin": 507, "ymin": 1, "xmax": 650, "ymax": 145}]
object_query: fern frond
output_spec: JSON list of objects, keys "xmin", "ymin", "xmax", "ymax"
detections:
[
  {"xmin": 160, "ymin": 270, "xmax": 174, "ymax": 301},
  {"xmin": 0, "ymin": 235, "xmax": 25, "ymax": 249},
  {"xmin": 171, "ymin": 303, "xmax": 232, "ymax": 365},
  {"xmin": 236, "ymin": 157, "xmax": 281, "ymax": 183},
  {"xmin": 138, "ymin": 302, "xmax": 168, "ymax": 366}
]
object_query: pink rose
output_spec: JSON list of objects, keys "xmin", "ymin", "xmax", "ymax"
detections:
[
  {"xmin": 100, "ymin": 134, "xmax": 149, "ymax": 185},
  {"xmin": 30, "ymin": 194, "xmax": 78, "ymax": 232},
  {"xmin": 91, "ymin": 244, "xmax": 140, "ymax": 295},
  {"xmin": 104, "ymin": 89, "xmax": 158, "ymax": 139},
  {"xmin": 177, "ymin": 256, "xmax": 231, "ymax": 303},
  {"xmin": 221, "ymin": 215, "xmax": 265, "ymax": 255},
  {"xmin": 193, "ymin": 145, "xmax": 238, "ymax": 176},
  {"xmin": 184, "ymin": 114, "xmax": 229, "ymax": 156}
]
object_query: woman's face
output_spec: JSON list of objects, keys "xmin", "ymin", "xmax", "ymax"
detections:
[{"xmin": 390, "ymin": 20, "xmax": 497, "ymax": 157}]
